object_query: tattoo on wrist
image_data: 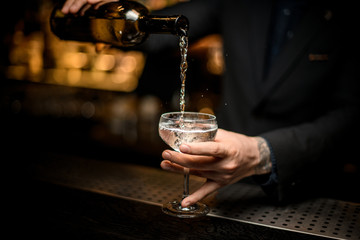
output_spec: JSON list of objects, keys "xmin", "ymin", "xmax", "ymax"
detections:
[{"xmin": 254, "ymin": 137, "xmax": 272, "ymax": 175}]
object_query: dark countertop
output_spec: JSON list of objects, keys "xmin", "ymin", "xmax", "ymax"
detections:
[
  {"xmin": 11, "ymin": 181, "xmax": 328, "ymax": 240},
  {"xmin": 5, "ymin": 152, "xmax": 360, "ymax": 240}
]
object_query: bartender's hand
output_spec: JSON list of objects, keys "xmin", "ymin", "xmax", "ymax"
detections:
[
  {"xmin": 60, "ymin": 0, "xmax": 118, "ymax": 52},
  {"xmin": 160, "ymin": 129, "xmax": 272, "ymax": 208},
  {"xmin": 61, "ymin": 0, "xmax": 119, "ymax": 15}
]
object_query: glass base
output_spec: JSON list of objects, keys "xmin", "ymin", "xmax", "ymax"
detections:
[{"xmin": 162, "ymin": 200, "xmax": 209, "ymax": 218}]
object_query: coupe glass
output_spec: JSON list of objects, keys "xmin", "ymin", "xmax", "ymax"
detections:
[{"xmin": 158, "ymin": 111, "xmax": 218, "ymax": 218}]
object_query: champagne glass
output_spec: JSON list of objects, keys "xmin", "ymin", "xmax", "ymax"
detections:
[{"xmin": 158, "ymin": 111, "xmax": 218, "ymax": 218}]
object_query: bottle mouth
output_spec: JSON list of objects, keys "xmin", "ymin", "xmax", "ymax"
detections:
[{"xmin": 174, "ymin": 15, "xmax": 189, "ymax": 36}]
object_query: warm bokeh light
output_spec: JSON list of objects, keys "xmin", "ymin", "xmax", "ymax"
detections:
[
  {"xmin": 50, "ymin": 68, "xmax": 66, "ymax": 84},
  {"xmin": 63, "ymin": 52, "xmax": 88, "ymax": 69},
  {"xmin": 199, "ymin": 107, "xmax": 214, "ymax": 115},
  {"xmin": 190, "ymin": 34, "xmax": 224, "ymax": 76},
  {"xmin": 0, "ymin": 0, "xmax": 224, "ymax": 165},
  {"xmin": 206, "ymin": 46, "xmax": 224, "ymax": 75},
  {"xmin": 94, "ymin": 54, "xmax": 116, "ymax": 71},
  {"xmin": 118, "ymin": 55, "xmax": 138, "ymax": 73},
  {"xmin": 6, "ymin": 66, "xmax": 27, "ymax": 80},
  {"xmin": 67, "ymin": 69, "xmax": 82, "ymax": 84},
  {"xmin": 5, "ymin": 3, "xmax": 146, "ymax": 93},
  {"xmin": 4, "ymin": 0, "xmax": 221, "ymax": 95}
]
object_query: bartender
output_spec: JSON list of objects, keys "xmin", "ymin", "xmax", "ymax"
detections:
[{"xmin": 61, "ymin": 0, "xmax": 360, "ymax": 206}]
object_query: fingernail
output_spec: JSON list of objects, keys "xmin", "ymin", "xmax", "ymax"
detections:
[
  {"xmin": 161, "ymin": 162, "xmax": 171, "ymax": 170},
  {"xmin": 182, "ymin": 200, "xmax": 190, "ymax": 207},
  {"xmin": 162, "ymin": 151, "xmax": 171, "ymax": 159},
  {"xmin": 180, "ymin": 144, "xmax": 190, "ymax": 153}
]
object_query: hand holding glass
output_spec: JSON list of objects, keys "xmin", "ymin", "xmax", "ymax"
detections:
[{"xmin": 158, "ymin": 111, "xmax": 218, "ymax": 218}]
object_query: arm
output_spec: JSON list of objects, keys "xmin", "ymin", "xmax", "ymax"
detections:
[
  {"xmin": 254, "ymin": 137, "xmax": 272, "ymax": 175},
  {"xmin": 261, "ymin": 105, "xmax": 360, "ymax": 202}
]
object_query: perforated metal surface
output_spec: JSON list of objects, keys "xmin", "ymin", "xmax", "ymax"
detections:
[
  {"xmin": 32, "ymin": 155, "xmax": 360, "ymax": 240},
  {"xmin": 211, "ymin": 186, "xmax": 360, "ymax": 240}
]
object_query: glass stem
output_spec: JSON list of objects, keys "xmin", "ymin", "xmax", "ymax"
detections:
[{"xmin": 182, "ymin": 167, "xmax": 190, "ymax": 200}]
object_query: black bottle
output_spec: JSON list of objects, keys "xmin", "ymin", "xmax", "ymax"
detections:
[{"xmin": 50, "ymin": 0, "xmax": 189, "ymax": 47}]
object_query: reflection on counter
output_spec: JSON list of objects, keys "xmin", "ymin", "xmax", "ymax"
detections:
[{"xmin": 1, "ymin": 83, "xmax": 165, "ymax": 160}]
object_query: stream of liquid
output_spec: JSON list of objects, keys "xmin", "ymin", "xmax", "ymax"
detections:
[{"xmin": 179, "ymin": 30, "xmax": 188, "ymax": 127}]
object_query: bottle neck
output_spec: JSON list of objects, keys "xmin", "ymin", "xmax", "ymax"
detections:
[{"xmin": 141, "ymin": 15, "xmax": 189, "ymax": 36}]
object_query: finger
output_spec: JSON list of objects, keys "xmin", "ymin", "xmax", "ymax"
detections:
[
  {"xmin": 69, "ymin": 0, "xmax": 88, "ymax": 14},
  {"xmin": 61, "ymin": 0, "xmax": 76, "ymax": 14},
  {"xmin": 160, "ymin": 160, "xmax": 184, "ymax": 174},
  {"xmin": 181, "ymin": 180, "xmax": 221, "ymax": 207},
  {"xmin": 179, "ymin": 129, "xmax": 229, "ymax": 157},
  {"xmin": 87, "ymin": 0, "xmax": 104, "ymax": 3},
  {"xmin": 87, "ymin": 0, "xmax": 116, "ymax": 4},
  {"xmin": 179, "ymin": 142, "xmax": 226, "ymax": 158},
  {"xmin": 93, "ymin": 0, "xmax": 118, "ymax": 9},
  {"xmin": 162, "ymin": 150, "xmax": 217, "ymax": 170},
  {"xmin": 79, "ymin": 4, "xmax": 92, "ymax": 16}
]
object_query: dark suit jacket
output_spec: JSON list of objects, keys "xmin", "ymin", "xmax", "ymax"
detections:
[{"xmin": 147, "ymin": 0, "xmax": 360, "ymax": 202}]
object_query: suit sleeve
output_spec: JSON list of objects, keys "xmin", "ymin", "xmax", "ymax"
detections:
[{"xmin": 260, "ymin": 48, "xmax": 360, "ymax": 202}]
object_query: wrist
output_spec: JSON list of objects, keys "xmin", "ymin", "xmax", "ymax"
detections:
[{"xmin": 254, "ymin": 136, "xmax": 272, "ymax": 175}]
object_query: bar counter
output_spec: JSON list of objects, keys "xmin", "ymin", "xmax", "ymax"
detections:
[{"xmin": 7, "ymin": 152, "xmax": 360, "ymax": 240}]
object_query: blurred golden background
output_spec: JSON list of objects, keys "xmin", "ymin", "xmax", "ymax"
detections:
[{"xmin": 1, "ymin": 0, "xmax": 223, "ymax": 164}]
